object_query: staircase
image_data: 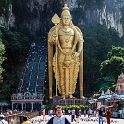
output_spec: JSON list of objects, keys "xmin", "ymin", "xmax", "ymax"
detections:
[{"xmin": 19, "ymin": 40, "xmax": 47, "ymax": 96}]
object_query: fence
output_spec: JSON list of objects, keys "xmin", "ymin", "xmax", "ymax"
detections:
[{"xmin": 4, "ymin": 111, "xmax": 39, "ymax": 124}]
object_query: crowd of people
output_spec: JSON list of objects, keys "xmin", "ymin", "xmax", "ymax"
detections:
[
  {"xmin": 0, "ymin": 106, "xmax": 124, "ymax": 124},
  {"xmin": 41, "ymin": 106, "xmax": 119, "ymax": 124}
]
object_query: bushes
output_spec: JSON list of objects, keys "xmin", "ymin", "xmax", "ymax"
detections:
[{"xmin": 45, "ymin": 104, "xmax": 90, "ymax": 111}]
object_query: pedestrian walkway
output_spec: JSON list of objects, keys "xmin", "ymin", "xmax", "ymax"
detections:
[{"xmin": 29, "ymin": 115, "xmax": 124, "ymax": 124}]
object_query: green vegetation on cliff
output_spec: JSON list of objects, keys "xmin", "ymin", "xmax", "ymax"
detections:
[
  {"xmin": 93, "ymin": 46, "xmax": 124, "ymax": 92},
  {"xmin": 0, "ymin": 0, "xmax": 12, "ymax": 21},
  {"xmin": 82, "ymin": 25, "xmax": 124, "ymax": 96},
  {"xmin": 0, "ymin": 29, "xmax": 6, "ymax": 83},
  {"xmin": 100, "ymin": 46, "xmax": 124, "ymax": 79}
]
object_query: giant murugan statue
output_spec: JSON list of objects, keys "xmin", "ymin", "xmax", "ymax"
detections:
[{"xmin": 48, "ymin": 4, "xmax": 84, "ymax": 99}]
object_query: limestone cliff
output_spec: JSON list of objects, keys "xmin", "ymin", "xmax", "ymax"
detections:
[{"xmin": 0, "ymin": 0, "xmax": 124, "ymax": 37}]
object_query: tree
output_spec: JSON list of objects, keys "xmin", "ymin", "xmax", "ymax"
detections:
[
  {"xmin": 100, "ymin": 46, "xmax": 124, "ymax": 79},
  {"xmin": 0, "ymin": 30, "xmax": 6, "ymax": 83},
  {"xmin": 83, "ymin": 25, "xmax": 113, "ymax": 95},
  {"xmin": 83, "ymin": 26, "xmax": 124, "ymax": 95},
  {"xmin": 92, "ymin": 76, "xmax": 115, "ymax": 92},
  {"xmin": 0, "ymin": 27, "xmax": 31, "ymax": 101}
]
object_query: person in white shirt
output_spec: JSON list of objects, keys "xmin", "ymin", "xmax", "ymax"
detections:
[
  {"xmin": 84, "ymin": 110, "xmax": 86, "ymax": 117},
  {"xmin": 50, "ymin": 109, "xmax": 53, "ymax": 116},
  {"xmin": 71, "ymin": 109, "xmax": 75, "ymax": 122},
  {"xmin": 0, "ymin": 115, "xmax": 8, "ymax": 124},
  {"xmin": 68, "ymin": 109, "xmax": 71, "ymax": 116},
  {"xmin": 47, "ymin": 106, "xmax": 71, "ymax": 124},
  {"xmin": 63, "ymin": 110, "xmax": 65, "ymax": 115}
]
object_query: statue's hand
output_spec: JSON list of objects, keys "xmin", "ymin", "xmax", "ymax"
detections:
[
  {"xmin": 49, "ymin": 33, "xmax": 58, "ymax": 45},
  {"xmin": 72, "ymin": 52, "xmax": 79, "ymax": 59},
  {"xmin": 74, "ymin": 52, "xmax": 80, "ymax": 57}
]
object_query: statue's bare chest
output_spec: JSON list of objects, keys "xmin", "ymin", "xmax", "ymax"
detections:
[{"xmin": 58, "ymin": 28, "xmax": 74, "ymax": 44}]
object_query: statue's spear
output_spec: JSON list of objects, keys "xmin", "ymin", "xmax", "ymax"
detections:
[{"xmin": 52, "ymin": 14, "xmax": 60, "ymax": 96}]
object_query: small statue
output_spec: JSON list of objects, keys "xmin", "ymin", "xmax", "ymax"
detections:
[
  {"xmin": 101, "ymin": 90, "xmax": 104, "ymax": 95},
  {"xmin": 106, "ymin": 89, "xmax": 110, "ymax": 94},
  {"xmin": 48, "ymin": 4, "xmax": 84, "ymax": 99}
]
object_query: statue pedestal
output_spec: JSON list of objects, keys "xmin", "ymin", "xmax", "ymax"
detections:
[{"xmin": 52, "ymin": 96, "xmax": 87, "ymax": 105}]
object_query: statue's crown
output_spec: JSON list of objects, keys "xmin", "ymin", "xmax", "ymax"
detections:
[
  {"xmin": 61, "ymin": 4, "xmax": 70, "ymax": 17},
  {"xmin": 62, "ymin": 4, "xmax": 69, "ymax": 11}
]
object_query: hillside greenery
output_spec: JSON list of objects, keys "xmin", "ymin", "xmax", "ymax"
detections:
[
  {"xmin": 0, "ymin": 29, "xmax": 6, "ymax": 84},
  {"xmin": 81, "ymin": 25, "xmax": 123, "ymax": 96},
  {"xmin": 93, "ymin": 46, "xmax": 124, "ymax": 92},
  {"xmin": 0, "ymin": 27, "xmax": 31, "ymax": 101}
]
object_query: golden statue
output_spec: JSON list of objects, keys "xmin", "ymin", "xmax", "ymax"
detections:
[{"xmin": 48, "ymin": 4, "xmax": 84, "ymax": 99}]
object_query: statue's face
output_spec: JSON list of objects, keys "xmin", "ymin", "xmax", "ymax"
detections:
[{"xmin": 62, "ymin": 15, "xmax": 71, "ymax": 26}]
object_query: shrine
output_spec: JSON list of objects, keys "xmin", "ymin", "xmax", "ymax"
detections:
[{"xmin": 115, "ymin": 73, "xmax": 124, "ymax": 93}]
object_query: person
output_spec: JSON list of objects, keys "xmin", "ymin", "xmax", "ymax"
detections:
[
  {"xmin": 119, "ymin": 109, "xmax": 122, "ymax": 118},
  {"xmin": 88, "ymin": 109, "xmax": 90, "ymax": 118},
  {"xmin": 105, "ymin": 108, "xmax": 112, "ymax": 124},
  {"xmin": 75, "ymin": 110, "xmax": 80, "ymax": 123},
  {"xmin": 122, "ymin": 108, "xmax": 124, "ymax": 119},
  {"xmin": 48, "ymin": 4, "xmax": 84, "ymax": 99},
  {"xmin": 47, "ymin": 106, "xmax": 71, "ymax": 124},
  {"xmin": 71, "ymin": 108, "xmax": 75, "ymax": 122},
  {"xmin": 68, "ymin": 109, "xmax": 71, "ymax": 116},
  {"xmin": 83, "ymin": 110, "xmax": 86, "ymax": 117},
  {"xmin": 97, "ymin": 108, "xmax": 104, "ymax": 124},
  {"xmin": 22, "ymin": 116, "xmax": 32, "ymax": 124},
  {"xmin": 42, "ymin": 109, "xmax": 46, "ymax": 121},
  {"xmin": 50, "ymin": 109, "xmax": 53, "ymax": 116},
  {"xmin": 94, "ymin": 110, "xmax": 96, "ymax": 117},
  {"xmin": 10, "ymin": 119, "xmax": 15, "ymax": 124},
  {"xmin": 0, "ymin": 115, "xmax": 8, "ymax": 124},
  {"xmin": 62, "ymin": 109, "xmax": 65, "ymax": 115},
  {"xmin": 78, "ymin": 109, "xmax": 82, "ymax": 117}
]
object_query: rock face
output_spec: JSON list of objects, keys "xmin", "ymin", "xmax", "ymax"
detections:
[
  {"xmin": 1, "ymin": 0, "xmax": 124, "ymax": 36},
  {"xmin": 115, "ymin": 73, "xmax": 124, "ymax": 93},
  {"xmin": 77, "ymin": 0, "xmax": 124, "ymax": 37}
]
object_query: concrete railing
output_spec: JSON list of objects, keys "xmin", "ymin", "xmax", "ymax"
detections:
[{"xmin": 4, "ymin": 111, "xmax": 39, "ymax": 124}]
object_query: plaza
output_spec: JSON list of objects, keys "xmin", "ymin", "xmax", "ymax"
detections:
[{"xmin": 30, "ymin": 115, "xmax": 124, "ymax": 124}]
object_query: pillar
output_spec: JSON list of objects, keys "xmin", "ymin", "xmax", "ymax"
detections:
[
  {"xmin": 12, "ymin": 102, "xmax": 15, "ymax": 111},
  {"xmin": 31, "ymin": 102, "xmax": 34, "ymax": 111},
  {"xmin": 21, "ymin": 103, "xmax": 24, "ymax": 111},
  {"xmin": 0, "ymin": 105, "xmax": 3, "ymax": 112},
  {"xmin": 40, "ymin": 102, "xmax": 42, "ymax": 109}
]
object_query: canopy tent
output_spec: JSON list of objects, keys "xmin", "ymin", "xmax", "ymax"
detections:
[
  {"xmin": 98, "ymin": 94, "xmax": 124, "ymax": 100},
  {"xmin": 0, "ymin": 102, "xmax": 9, "ymax": 106}
]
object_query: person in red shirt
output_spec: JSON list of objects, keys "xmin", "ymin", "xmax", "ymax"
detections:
[{"xmin": 105, "ymin": 108, "xmax": 112, "ymax": 124}]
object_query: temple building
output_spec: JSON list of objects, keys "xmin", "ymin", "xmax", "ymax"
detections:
[
  {"xmin": 115, "ymin": 73, "xmax": 124, "ymax": 93},
  {"xmin": 97, "ymin": 73, "xmax": 124, "ymax": 110}
]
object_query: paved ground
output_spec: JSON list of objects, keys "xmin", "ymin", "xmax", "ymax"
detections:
[{"xmin": 29, "ymin": 115, "xmax": 124, "ymax": 124}]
